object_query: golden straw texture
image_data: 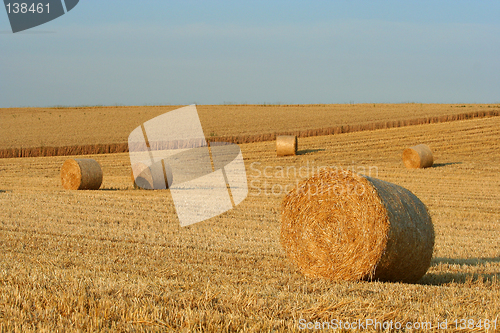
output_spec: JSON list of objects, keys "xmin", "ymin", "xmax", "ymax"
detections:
[
  {"xmin": 276, "ymin": 135, "xmax": 297, "ymax": 157},
  {"xmin": 60, "ymin": 159, "xmax": 102, "ymax": 190},
  {"xmin": 402, "ymin": 144, "xmax": 434, "ymax": 169},
  {"xmin": 280, "ymin": 168, "xmax": 434, "ymax": 283}
]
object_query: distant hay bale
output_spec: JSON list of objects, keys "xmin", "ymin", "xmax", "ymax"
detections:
[
  {"xmin": 276, "ymin": 135, "xmax": 297, "ymax": 156},
  {"xmin": 61, "ymin": 158, "xmax": 102, "ymax": 190},
  {"xmin": 131, "ymin": 162, "xmax": 150, "ymax": 189},
  {"xmin": 403, "ymin": 144, "xmax": 433, "ymax": 169},
  {"xmin": 131, "ymin": 160, "xmax": 172, "ymax": 190},
  {"xmin": 280, "ymin": 169, "xmax": 435, "ymax": 283}
]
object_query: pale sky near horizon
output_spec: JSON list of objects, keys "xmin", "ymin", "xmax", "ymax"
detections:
[{"xmin": 1, "ymin": 1, "xmax": 499, "ymax": 107}]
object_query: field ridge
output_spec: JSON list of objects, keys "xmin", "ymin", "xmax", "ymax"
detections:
[{"xmin": 1, "ymin": 109, "xmax": 499, "ymax": 158}]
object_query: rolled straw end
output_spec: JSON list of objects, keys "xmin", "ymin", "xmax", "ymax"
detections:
[
  {"xmin": 131, "ymin": 161, "xmax": 173, "ymax": 189},
  {"xmin": 403, "ymin": 144, "xmax": 433, "ymax": 169},
  {"xmin": 61, "ymin": 158, "xmax": 102, "ymax": 190},
  {"xmin": 276, "ymin": 135, "xmax": 297, "ymax": 157},
  {"xmin": 280, "ymin": 168, "xmax": 434, "ymax": 283}
]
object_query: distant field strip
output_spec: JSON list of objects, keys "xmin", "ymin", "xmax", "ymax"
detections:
[{"xmin": 1, "ymin": 109, "xmax": 499, "ymax": 158}]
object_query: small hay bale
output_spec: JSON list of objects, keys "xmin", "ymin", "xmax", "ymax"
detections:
[
  {"xmin": 131, "ymin": 162, "xmax": 150, "ymax": 189},
  {"xmin": 280, "ymin": 168, "xmax": 434, "ymax": 283},
  {"xmin": 131, "ymin": 160, "xmax": 172, "ymax": 190},
  {"xmin": 276, "ymin": 135, "xmax": 297, "ymax": 157},
  {"xmin": 61, "ymin": 158, "xmax": 102, "ymax": 190},
  {"xmin": 403, "ymin": 144, "xmax": 433, "ymax": 169}
]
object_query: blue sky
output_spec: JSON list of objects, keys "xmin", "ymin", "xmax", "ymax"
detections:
[{"xmin": 1, "ymin": 0, "xmax": 499, "ymax": 107}]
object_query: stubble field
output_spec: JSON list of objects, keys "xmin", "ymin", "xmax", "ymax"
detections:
[
  {"xmin": 0, "ymin": 104, "xmax": 500, "ymax": 332},
  {"xmin": 0, "ymin": 103, "xmax": 498, "ymax": 150}
]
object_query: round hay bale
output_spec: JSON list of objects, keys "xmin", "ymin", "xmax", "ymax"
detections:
[
  {"xmin": 61, "ymin": 158, "xmax": 102, "ymax": 190},
  {"xmin": 131, "ymin": 160, "xmax": 172, "ymax": 190},
  {"xmin": 280, "ymin": 168, "xmax": 434, "ymax": 283},
  {"xmin": 403, "ymin": 144, "xmax": 433, "ymax": 169},
  {"xmin": 131, "ymin": 162, "xmax": 150, "ymax": 189},
  {"xmin": 276, "ymin": 135, "xmax": 297, "ymax": 157}
]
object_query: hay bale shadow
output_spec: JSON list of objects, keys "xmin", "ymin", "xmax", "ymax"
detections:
[
  {"xmin": 432, "ymin": 257, "xmax": 500, "ymax": 266},
  {"xmin": 419, "ymin": 257, "xmax": 500, "ymax": 285},
  {"xmin": 431, "ymin": 162, "xmax": 463, "ymax": 168},
  {"xmin": 420, "ymin": 272, "xmax": 500, "ymax": 286},
  {"xmin": 99, "ymin": 187, "xmax": 121, "ymax": 191},
  {"xmin": 297, "ymin": 148, "xmax": 325, "ymax": 155}
]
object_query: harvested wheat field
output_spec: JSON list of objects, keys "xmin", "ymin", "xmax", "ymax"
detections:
[
  {"xmin": 1, "ymin": 103, "xmax": 499, "ymax": 157},
  {"xmin": 1, "ymin": 105, "xmax": 500, "ymax": 332}
]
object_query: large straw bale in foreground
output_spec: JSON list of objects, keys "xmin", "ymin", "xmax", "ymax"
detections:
[
  {"xmin": 403, "ymin": 144, "xmax": 433, "ymax": 169},
  {"xmin": 280, "ymin": 169, "xmax": 434, "ymax": 283},
  {"xmin": 276, "ymin": 135, "xmax": 297, "ymax": 157},
  {"xmin": 61, "ymin": 158, "xmax": 102, "ymax": 190}
]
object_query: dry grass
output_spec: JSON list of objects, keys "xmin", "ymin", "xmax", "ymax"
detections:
[
  {"xmin": 1, "ymin": 103, "xmax": 499, "ymax": 152},
  {"xmin": 0, "ymin": 110, "xmax": 499, "ymax": 331},
  {"xmin": 2, "ymin": 108, "xmax": 500, "ymax": 159}
]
